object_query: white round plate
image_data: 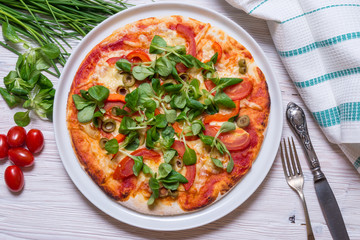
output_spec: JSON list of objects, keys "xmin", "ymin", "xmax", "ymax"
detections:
[{"xmin": 54, "ymin": 2, "xmax": 283, "ymax": 231}]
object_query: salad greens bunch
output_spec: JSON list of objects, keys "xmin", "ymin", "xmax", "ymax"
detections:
[{"xmin": 0, "ymin": 22, "xmax": 59, "ymax": 126}]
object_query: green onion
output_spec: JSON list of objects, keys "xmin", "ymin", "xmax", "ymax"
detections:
[{"xmin": 0, "ymin": 0, "xmax": 130, "ymax": 75}]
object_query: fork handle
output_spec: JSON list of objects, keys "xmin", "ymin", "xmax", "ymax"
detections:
[
  {"xmin": 299, "ymin": 192, "xmax": 316, "ymax": 240},
  {"xmin": 286, "ymin": 102, "xmax": 325, "ymax": 182}
]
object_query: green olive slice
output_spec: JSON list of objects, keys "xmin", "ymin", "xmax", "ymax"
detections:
[
  {"xmin": 102, "ymin": 119, "xmax": 116, "ymax": 132},
  {"xmin": 239, "ymin": 66, "xmax": 247, "ymax": 74},
  {"xmin": 123, "ymin": 73, "xmax": 135, "ymax": 87},
  {"xmin": 179, "ymin": 73, "xmax": 189, "ymax": 82},
  {"xmin": 159, "ymin": 188, "xmax": 169, "ymax": 198},
  {"xmin": 111, "ymin": 107, "xmax": 117, "ymax": 116},
  {"xmin": 163, "ymin": 79, "xmax": 177, "ymax": 85},
  {"xmin": 139, "ymin": 133, "xmax": 145, "ymax": 146},
  {"xmin": 237, "ymin": 115, "xmax": 250, "ymax": 128},
  {"xmin": 99, "ymin": 138, "xmax": 109, "ymax": 149},
  {"xmin": 117, "ymin": 86, "xmax": 129, "ymax": 95},
  {"xmin": 238, "ymin": 58, "xmax": 247, "ymax": 74},
  {"xmin": 169, "ymin": 190, "xmax": 178, "ymax": 199},
  {"xmin": 238, "ymin": 58, "xmax": 246, "ymax": 66},
  {"xmin": 175, "ymin": 157, "xmax": 183, "ymax": 169}
]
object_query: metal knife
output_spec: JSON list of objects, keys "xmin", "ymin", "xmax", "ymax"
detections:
[{"xmin": 286, "ymin": 102, "xmax": 349, "ymax": 240}]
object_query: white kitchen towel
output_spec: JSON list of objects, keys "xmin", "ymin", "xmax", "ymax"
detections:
[{"xmin": 226, "ymin": 0, "xmax": 360, "ymax": 173}]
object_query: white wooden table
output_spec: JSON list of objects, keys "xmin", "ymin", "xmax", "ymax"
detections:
[{"xmin": 0, "ymin": 0, "xmax": 359, "ymax": 239}]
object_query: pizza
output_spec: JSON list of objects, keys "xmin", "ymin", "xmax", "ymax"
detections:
[{"xmin": 66, "ymin": 15, "xmax": 270, "ymax": 215}]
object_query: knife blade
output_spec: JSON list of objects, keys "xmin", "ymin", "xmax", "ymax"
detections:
[
  {"xmin": 286, "ymin": 102, "xmax": 349, "ymax": 240},
  {"xmin": 315, "ymin": 178, "xmax": 349, "ymax": 240}
]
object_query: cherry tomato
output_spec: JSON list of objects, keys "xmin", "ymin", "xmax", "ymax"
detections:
[
  {"xmin": 113, "ymin": 149, "xmax": 160, "ymax": 180},
  {"xmin": 4, "ymin": 165, "xmax": 24, "ymax": 192},
  {"xmin": 7, "ymin": 126, "xmax": 26, "ymax": 147},
  {"xmin": 204, "ymin": 125, "xmax": 250, "ymax": 151},
  {"xmin": 171, "ymin": 140, "xmax": 196, "ymax": 190},
  {"xmin": 26, "ymin": 129, "xmax": 44, "ymax": 153},
  {"xmin": 8, "ymin": 147, "xmax": 34, "ymax": 167},
  {"xmin": 204, "ymin": 79, "xmax": 253, "ymax": 101},
  {"xmin": 0, "ymin": 134, "xmax": 9, "ymax": 160}
]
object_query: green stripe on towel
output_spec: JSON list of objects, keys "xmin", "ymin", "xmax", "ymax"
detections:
[
  {"xmin": 281, "ymin": 4, "xmax": 360, "ymax": 24},
  {"xmin": 249, "ymin": 0, "xmax": 269, "ymax": 14},
  {"xmin": 312, "ymin": 102, "xmax": 360, "ymax": 127},
  {"xmin": 278, "ymin": 32, "xmax": 360, "ymax": 57},
  {"xmin": 294, "ymin": 67, "xmax": 360, "ymax": 88}
]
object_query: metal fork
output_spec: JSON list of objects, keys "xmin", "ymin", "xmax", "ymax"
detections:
[{"xmin": 280, "ymin": 137, "xmax": 315, "ymax": 240}]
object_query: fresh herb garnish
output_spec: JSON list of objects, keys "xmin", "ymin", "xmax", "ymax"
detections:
[
  {"xmin": 72, "ymin": 85, "xmax": 109, "ymax": 123},
  {"xmin": 105, "ymin": 139, "xmax": 119, "ymax": 155}
]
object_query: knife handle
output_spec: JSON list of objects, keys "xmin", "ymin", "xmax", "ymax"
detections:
[{"xmin": 286, "ymin": 102, "xmax": 325, "ymax": 182}]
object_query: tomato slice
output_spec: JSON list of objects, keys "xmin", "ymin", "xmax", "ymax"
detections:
[
  {"xmin": 204, "ymin": 79, "xmax": 253, "ymax": 101},
  {"xmin": 224, "ymin": 80, "xmax": 253, "ymax": 101},
  {"xmin": 176, "ymin": 24, "xmax": 196, "ymax": 57},
  {"xmin": 171, "ymin": 140, "xmax": 186, "ymax": 157},
  {"xmin": 126, "ymin": 50, "xmax": 151, "ymax": 63},
  {"xmin": 204, "ymin": 80, "xmax": 216, "ymax": 95},
  {"xmin": 204, "ymin": 125, "xmax": 250, "ymax": 151},
  {"xmin": 175, "ymin": 63, "xmax": 188, "ymax": 74},
  {"xmin": 113, "ymin": 148, "xmax": 161, "ymax": 180},
  {"xmin": 113, "ymin": 156, "xmax": 134, "ymax": 179},
  {"xmin": 106, "ymin": 55, "xmax": 126, "ymax": 66},
  {"xmin": 183, "ymin": 165, "xmax": 196, "ymax": 191},
  {"xmin": 103, "ymin": 101, "xmax": 129, "ymax": 115},
  {"xmin": 175, "ymin": 23, "xmax": 197, "ymax": 73},
  {"xmin": 203, "ymin": 100, "xmax": 240, "ymax": 124},
  {"xmin": 172, "ymin": 122, "xmax": 199, "ymax": 141},
  {"xmin": 171, "ymin": 140, "xmax": 196, "ymax": 190}
]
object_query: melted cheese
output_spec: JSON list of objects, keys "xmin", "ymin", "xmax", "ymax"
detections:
[{"xmin": 240, "ymin": 99, "xmax": 263, "ymax": 110}]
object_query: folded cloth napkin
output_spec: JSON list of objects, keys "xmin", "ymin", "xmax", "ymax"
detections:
[{"xmin": 226, "ymin": 0, "xmax": 360, "ymax": 173}]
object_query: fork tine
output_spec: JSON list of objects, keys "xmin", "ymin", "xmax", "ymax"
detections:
[
  {"xmin": 280, "ymin": 140, "xmax": 289, "ymax": 177},
  {"xmin": 291, "ymin": 137, "xmax": 302, "ymax": 174},
  {"xmin": 287, "ymin": 137, "xmax": 298, "ymax": 175},
  {"xmin": 283, "ymin": 138, "xmax": 294, "ymax": 176}
]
